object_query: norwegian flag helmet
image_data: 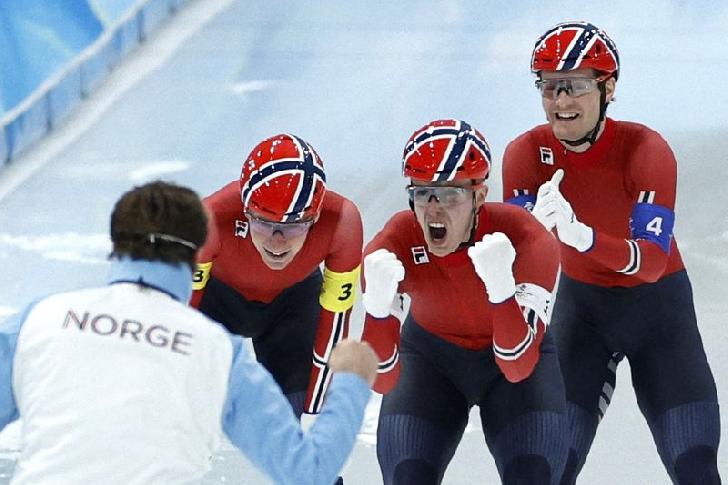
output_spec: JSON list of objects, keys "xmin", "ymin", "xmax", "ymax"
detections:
[
  {"xmin": 531, "ymin": 21, "xmax": 620, "ymax": 80},
  {"xmin": 240, "ymin": 134, "xmax": 327, "ymax": 223},
  {"xmin": 402, "ymin": 119, "xmax": 491, "ymax": 182}
]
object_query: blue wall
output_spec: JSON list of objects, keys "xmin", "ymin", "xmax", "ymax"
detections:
[
  {"xmin": 0, "ymin": 0, "xmax": 192, "ymax": 166},
  {"xmin": 0, "ymin": 0, "xmax": 102, "ymax": 112}
]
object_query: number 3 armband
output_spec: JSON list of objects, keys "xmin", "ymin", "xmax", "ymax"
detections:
[
  {"xmin": 630, "ymin": 202, "xmax": 675, "ymax": 253},
  {"xmin": 192, "ymin": 262, "xmax": 212, "ymax": 290},
  {"xmin": 319, "ymin": 265, "xmax": 361, "ymax": 312}
]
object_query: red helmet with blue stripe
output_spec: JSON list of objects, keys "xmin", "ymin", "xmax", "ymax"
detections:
[
  {"xmin": 402, "ymin": 119, "xmax": 491, "ymax": 182},
  {"xmin": 531, "ymin": 21, "xmax": 620, "ymax": 80},
  {"xmin": 240, "ymin": 134, "xmax": 327, "ymax": 223}
]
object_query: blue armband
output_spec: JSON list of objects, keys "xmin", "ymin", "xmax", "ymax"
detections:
[
  {"xmin": 506, "ymin": 193, "xmax": 537, "ymax": 212},
  {"xmin": 630, "ymin": 203, "xmax": 674, "ymax": 253}
]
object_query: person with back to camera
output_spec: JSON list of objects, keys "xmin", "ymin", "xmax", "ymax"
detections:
[{"xmin": 0, "ymin": 180, "xmax": 377, "ymax": 485}]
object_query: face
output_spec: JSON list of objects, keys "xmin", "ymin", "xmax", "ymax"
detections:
[
  {"xmin": 247, "ymin": 211, "xmax": 314, "ymax": 270},
  {"xmin": 410, "ymin": 179, "xmax": 487, "ymax": 257},
  {"xmin": 540, "ymin": 69, "xmax": 615, "ymax": 149}
]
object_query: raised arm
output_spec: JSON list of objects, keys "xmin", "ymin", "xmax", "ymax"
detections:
[
  {"xmin": 469, "ymin": 225, "xmax": 559, "ymax": 382},
  {"xmin": 222, "ymin": 336, "xmax": 374, "ymax": 485},
  {"xmin": 306, "ymin": 199, "xmax": 364, "ymax": 413}
]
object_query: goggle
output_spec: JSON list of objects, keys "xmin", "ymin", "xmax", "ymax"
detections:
[
  {"xmin": 406, "ymin": 185, "xmax": 473, "ymax": 207},
  {"xmin": 535, "ymin": 77, "xmax": 603, "ymax": 99},
  {"xmin": 246, "ymin": 213, "xmax": 315, "ymax": 238}
]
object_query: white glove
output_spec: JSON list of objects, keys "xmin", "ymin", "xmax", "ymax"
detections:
[
  {"xmin": 362, "ymin": 249, "xmax": 405, "ymax": 318},
  {"xmin": 532, "ymin": 169, "xmax": 566, "ymax": 230},
  {"xmin": 534, "ymin": 169, "xmax": 594, "ymax": 252},
  {"xmin": 467, "ymin": 232, "xmax": 516, "ymax": 304}
]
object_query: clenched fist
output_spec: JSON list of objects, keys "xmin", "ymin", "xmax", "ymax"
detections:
[
  {"xmin": 328, "ymin": 339, "xmax": 379, "ymax": 386},
  {"xmin": 362, "ymin": 249, "xmax": 405, "ymax": 318},
  {"xmin": 467, "ymin": 232, "xmax": 517, "ymax": 303}
]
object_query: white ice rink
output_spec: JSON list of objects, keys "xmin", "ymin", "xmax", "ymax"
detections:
[{"xmin": 1, "ymin": 0, "xmax": 727, "ymax": 483}]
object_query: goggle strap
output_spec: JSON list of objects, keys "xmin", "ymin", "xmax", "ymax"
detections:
[{"xmin": 148, "ymin": 233, "xmax": 197, "ymax": 250}]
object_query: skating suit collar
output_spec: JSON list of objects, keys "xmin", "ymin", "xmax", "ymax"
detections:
[{"xmin": 108, "ymin": 257, "xmax": 193, "ymax": 303}]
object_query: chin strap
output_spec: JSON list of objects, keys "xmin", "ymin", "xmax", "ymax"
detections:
[{"xmin": 560, "ymin": 81, "xmax": 609, "ymax": 148}]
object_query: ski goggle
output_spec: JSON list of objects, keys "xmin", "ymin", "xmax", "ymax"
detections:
[
  {"xmin": 406, "ymin": 185, "xmax": 473, "ymax": 207},
  {"xmin": 246, "ymin": 213, "xmax": 315, "ymax": 238},
  {"xmin": 535, "ymin": 77, "xmax": 603, "ymax": 99}
]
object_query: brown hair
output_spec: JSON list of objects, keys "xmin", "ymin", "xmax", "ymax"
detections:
[{"xmin": 110, "ymin": 181, "xmax": 207, "ymax": 269}]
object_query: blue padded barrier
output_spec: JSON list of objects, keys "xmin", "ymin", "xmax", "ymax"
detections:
[
  {"xmin": 113, "ymin": 10, "xmax": 143, "ymax": 61},
  {"xmin": 90, "ymin": 0, "xmax": 140, "ymax": 26},
  {"xmin": 0, "ymin": 0, "xmax": 188, "ymax": 164},
  {"xmin": 141, "ymin": 0, "xmax": 173, "ymax": 40},
  {"xmin": 170, "ymin": 0, "xmax": 193, "ymax": 13},
  {"xmin": 0, "ymin": 127, "xmax": 8, "ymax": 166},
  {"xmin": 80, "ymin": 39, "xmax": 116, "ymax": 98},
  {"xmin": 48, "ymin": 65, "xmax": 84, "ymax": 129},
  {"xmin": 4, "ymin": 95, "xmax": 50, "ymax": 160},
  {"xmin": 0, "ymin": 0, "xmax": 103, "ymax": 110}
]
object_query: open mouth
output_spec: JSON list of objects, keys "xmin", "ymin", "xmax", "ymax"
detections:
[
  {"xmin": 555, "ymin": 112, "xmax": 579, "ymax": 121},
  {"xmin": 264, "ymin": 248, "xmax": 290, "ymax": 259},
  {"xmin": 428, "ymin": 222, "xmax": 447, "ymax": 241}
]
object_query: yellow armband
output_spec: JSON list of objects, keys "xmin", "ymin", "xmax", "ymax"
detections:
[
  {"xmin": 319, "ymin": 265, "xmax": 361, "ymax": 313},
  {"xmin": 192, "ymin": 262, "xmax": 212, "ymax": 290}
]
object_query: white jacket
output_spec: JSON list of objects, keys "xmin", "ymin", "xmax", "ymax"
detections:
[{"xmin": 0, "ymin": 258, "xmax": 370, "ymax": 485}]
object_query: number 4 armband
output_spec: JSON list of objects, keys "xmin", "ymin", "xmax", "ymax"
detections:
[{"xmin": 630, "ymin": 202, "xmax": 675, "ymax": 253}]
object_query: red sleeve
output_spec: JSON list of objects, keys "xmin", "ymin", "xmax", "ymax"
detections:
[
  {"xmin": 190, "ymin": 204, "xmax": 222, "ymax": 308},
  {"xmin": 358, "ymin": 222, "xmax": 405, "ymax": 394},
  {"xmin": 322, "ymin": 197, "xmax": 363, "ymax": 273},
  {"xmin": 305, "ymin": 308, "xmax": 351, "ymax": 412},
  {"xmin": 584, "ymin": 133, "xmax": 676, "ymax": 283},
  {"xmin": 361, "ymin": 313, "xmax": 402, "ymax": 394},
  {"xmin": 305, "ymin": 197, "xmax": 364, "ymax": 412},
  {"xmin": 491, "ymin": 209, "xmax": 560, "ymax": 383},
  {"xmin": 502, "ymin": 135, "xmax": 541, "ymax": 206},
  {"xmin": 491, "ymin": 298, "xmax": 545, "ymax": 383}
]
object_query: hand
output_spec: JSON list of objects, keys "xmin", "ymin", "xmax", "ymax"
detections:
[
  {"xmin": 534, "ymin": 169, "xmax": 593, "ymax": 252},
  {"xmin": 328, "ymin": 339, "xmax": 379, "ymax": 387},
  {"xmin": 532, "ymin": 169, "xmax": 566, "ymax": 230},
  {"xmin": 362, "ymin": 249, "xmax": 405, "ymax": 318},
  {"xmin": 467, "ymin": 232, "xmax": 516, "ymax": 303}
]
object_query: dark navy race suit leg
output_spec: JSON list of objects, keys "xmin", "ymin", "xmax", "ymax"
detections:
[
  {"xmin": 552, "ymin": 270, "xmax": 720, "ymax": 485},
  {"xmin": 198, "ymin": 269, "xmax": 323, "ymax": 417},
  {"xmin": 377, "ymin": 316, "xmax": 568, "ymax": 485}
]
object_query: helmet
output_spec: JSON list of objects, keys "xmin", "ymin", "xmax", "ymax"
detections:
[
  {"xmin": 531, "ymin": 21, "xmax": 619, "ymax": 80},
  {"xmin": 402, "ymin": 119, "xmax": 491, "ymax": 183},
  {"xmin": 240, "ymin": 134, "xmax": 327, "ymax": 223}
]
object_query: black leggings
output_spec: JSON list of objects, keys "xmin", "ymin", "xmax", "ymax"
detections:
[
  {"xmin": 552, "ymin": 270, "xmax": 720, "ymax": 484},
  {"xmin": 377, "ymin": 317, "xmax": 568, "ymax": 485},
  {"xmin": 198, "ymin": 270, "xmax": 322, "ymax": 417}
]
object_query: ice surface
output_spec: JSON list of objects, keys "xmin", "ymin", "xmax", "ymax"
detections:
[{"xmin": 1, "ymin": 0, "xmax": 727, "ymax": 483}]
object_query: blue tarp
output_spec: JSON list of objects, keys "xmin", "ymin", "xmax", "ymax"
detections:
[
  {"xmin": 0, "ymin": 0, "xmax": 185, "ymax": 165},
  {"xmin": 0, "ymin": 0, "xmax": 103, "ymax": 111},
  {"xmin": 90, "ymin": 0, "xmax": 142, "ymax": 26}
]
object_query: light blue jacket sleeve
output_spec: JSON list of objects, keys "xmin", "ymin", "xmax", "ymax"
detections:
[
  {"xmin": 222, "ymin": 335, "xmax": 371, "ymax": 485},
  {"xmin": 0, "ymin": 302, "xmax": 38, "ymax": 431}
]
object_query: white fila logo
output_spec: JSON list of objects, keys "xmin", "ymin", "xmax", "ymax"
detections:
[
  {"xmin": 411, "ymin": 246, "xmax": 429, "ymax": 264},
  {"xmin": 235, "ymin": 220, "xmax": 249, "ymax": 238},
  {"xmin": 539, "ymin": 147, "xmax": 554, "ymax": 165}
]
